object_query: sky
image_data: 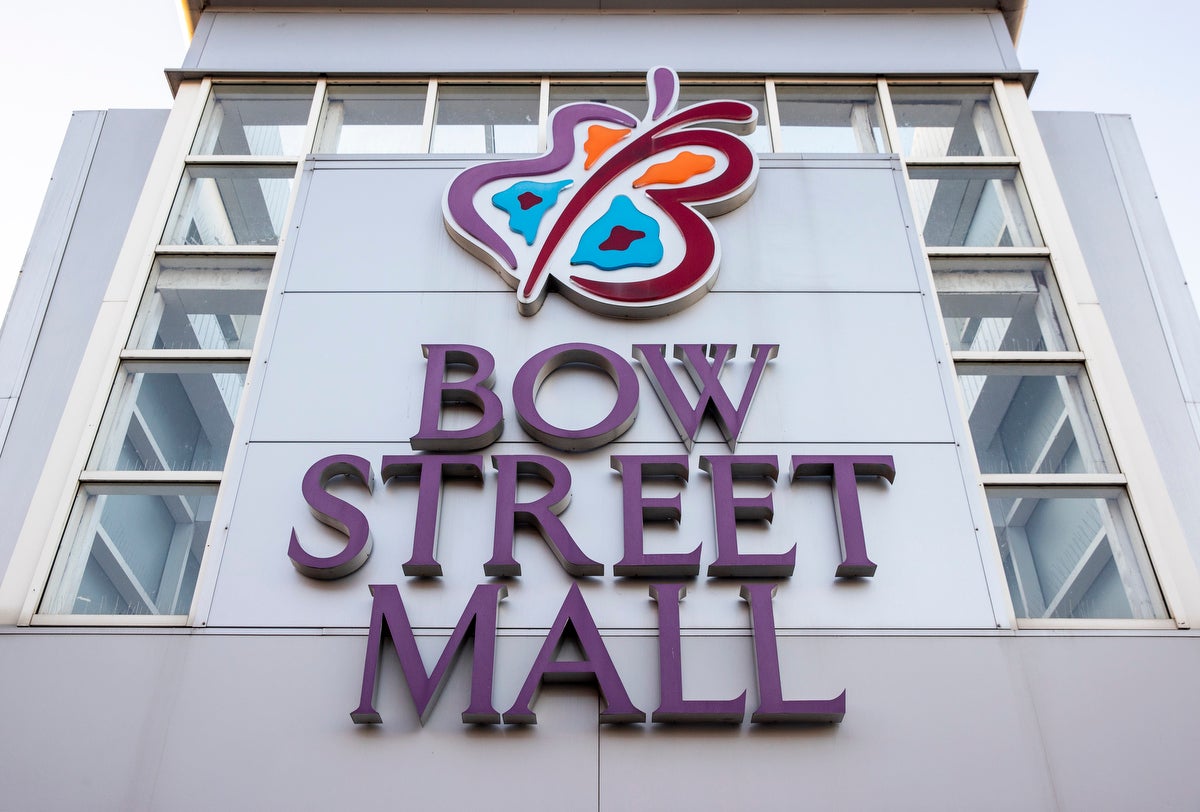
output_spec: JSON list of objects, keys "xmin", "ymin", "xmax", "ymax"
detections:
[{"xmin": 0, "ymin": 1, "xmax": 1197, "ymax": 318}]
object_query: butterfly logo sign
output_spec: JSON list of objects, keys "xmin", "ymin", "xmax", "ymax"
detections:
[{"xmin": 443, "ymin": 67, "xmax": 760, "ymax": 319}]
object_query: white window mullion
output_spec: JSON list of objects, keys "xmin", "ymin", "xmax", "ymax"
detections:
[
  {"xmin": 994, "ymin": 78, "xmax": 1200, "ymax": 626},
  {"xmin": 764, "ymin": 79, "xmax": 782, "ymax": 152},
  {"xmin": 303, "ymin": 79, "xmax": 328, "ymax": 156},
  {"xmin": 876, "ymin": 79, "xmax": 899, "ymax": 154},
  {"xmin": 421, "ymin": 80, "xmax": 438, "ymax": 154},
  {"xmin": 156, "ymin": 522, "xmax": 196, "ymax": 614},
  {"xmin": 538, "ymin": 76, "xmax": 550, "ymax": 152}
]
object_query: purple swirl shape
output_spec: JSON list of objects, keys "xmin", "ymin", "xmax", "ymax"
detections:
[
  {"xmin": 649, "ymin": 67, "xmax": 678, "ymax": 122},
  {"xmin": 522, "ymin": 99, "xmax": 757, "ymax": 301},
  {"xmin": 446, "ymin": 103, "xmax": 638, "ymax": 270}
]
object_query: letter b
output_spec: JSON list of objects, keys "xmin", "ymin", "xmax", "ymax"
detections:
[{"xmin": 411, "ymin": 344, "xmax": 504, "ymax": 451}]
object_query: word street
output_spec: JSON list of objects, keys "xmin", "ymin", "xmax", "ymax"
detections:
[{"xmin": 286, "ymin": 343, "xmax": 896, "ymax": 726}]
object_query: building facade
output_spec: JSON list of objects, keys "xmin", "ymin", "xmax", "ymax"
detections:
[{"xmin": 2, "ymin": 2, "xmax": 1199, "ymax": 808}]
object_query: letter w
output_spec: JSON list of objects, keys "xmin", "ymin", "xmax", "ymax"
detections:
[
  {"xmin": 633, "ymin": 344, "xmax": 779, "ymax": 451},
  {"xmin": 352, "ymin": 583, "xmax": 506, "ymax": 725}
]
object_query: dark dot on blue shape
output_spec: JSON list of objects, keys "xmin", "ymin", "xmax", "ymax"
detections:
[
  {"xmin": 599, "ymin": 225, "xmax": 646, "ymax": 252},
  {"xmin": 517, "ymin": 191, "xmax": 544, "ymax": 210}
]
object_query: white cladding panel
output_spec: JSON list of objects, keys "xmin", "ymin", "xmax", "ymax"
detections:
[
  {"xmin": 260, "ymin": 160, "xmax": 945, "ymax": 445},
  {"xmin": 208, "ymin": 441, "xmax": 994, "ymax": 628},
  {"xmin": 0, "ymin": 111, "xmax": 167, "ymax": 586},
  {"xmin": 5, "ymin": 7, "xmax": 1200, "ymax": 811},
  {"xmin": 1037, "ymin": 111, "xmax": 1200, "ymax": 560},
  {"xmin": 185, "ymin": 11, "xmax": 1021, "ymax": 75},
  {"xmin": 207, "ymin": 149, "xmax": 986, "ymax": 631},
  {"xmin": 249, "ymin": 290, "xmax": 952, "ymax": 444},
  {"xmin": 7, "ymin": 634, "xmax": 1200, "ymax": 808},
  {"xmin": 287, "ymin": 160, "xmax": 922, "ymax": 294},
  {"xmin": 596, "ymin": 635, "xmax": 1058, "ymax": 811}
]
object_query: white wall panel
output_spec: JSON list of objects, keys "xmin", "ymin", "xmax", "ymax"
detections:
[
  {"xmin": 1038, "ymin": 111, "xmax": 1200, "ymax": 557},
  {"xmin": 1017, "ymin": 636, "xmax": 1200, "ymax": 811},
  {"xmin": 207, "ymin": 440, "xmax": 993, "ymax": 629},
  {"xmin": 9, "ymin": 634, "xmax": 1200, "ymax": 809},
  {"xmin": 0, "ymin": 633, "xmax": 190, "ymax": 811},
  {"xmin": 149, "ymin": 635, "xmax": 600, "ymax": 811},
  {"xmin": 599, "ymin": 635, "xmax": 1058, "ymax": 811},
  {"xmin": 184, "ymin": 12, "xmax": 1019, "ymax": 76},
  {"xmin": 0, "ymin": 633, "xmax": 599, "ymax": 811},
  {"xmin": 248, "ymin": 290, "xmax": 953, "ymax": 445},
  {"xmin": 285, "ymin": 160, "xmax": 922, "ymax": 295},
  {"xmin": 0, "ymin": 111, "xmax": 167, "ymax": 585}
]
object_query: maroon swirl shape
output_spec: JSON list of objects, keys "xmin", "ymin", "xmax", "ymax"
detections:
[
  {"xmin": 569, "ymin": 128, "xmax": 755, "ymax": 304},
  {"xmin": 445, "ymin": 103, "xmax": 638, "ymax": 270},
  {"xmin": 521, "ymin": 100, "xmax": 756, "ymax": 302}
]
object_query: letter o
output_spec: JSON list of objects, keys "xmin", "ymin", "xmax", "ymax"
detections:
[{"xmin": 512, "ymin": 343, "xmax": 639, "ymax": 451}]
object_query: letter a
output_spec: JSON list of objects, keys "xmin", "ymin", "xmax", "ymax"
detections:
[{"xmin": 504, "ymin": 584, "xmax": 644, "ymax": 724}]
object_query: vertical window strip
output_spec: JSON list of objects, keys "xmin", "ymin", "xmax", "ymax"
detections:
[
  {"xmin": 537, "ymin": 77, "xmax": 550, "ymax": 153},
  {"xmin": 888, "ymin": 77, "xmax": 1171, "ymax": 624},
  {"xmin": 186, "ymin": 83, "xmax": 328, "ymax": 626},
  {"xmin": 33, "ymin": 81, "xmax": 326, "ymax": 624},
  {"xmin": 764, "ymin": 79, "xmax": 782, "ymax": 152},
  {"xmin": 421, "ymin": 80, "xmax": 438, "ymax": 154}
]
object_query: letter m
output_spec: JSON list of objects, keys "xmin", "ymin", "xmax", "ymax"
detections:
[{"xmin": 351, "ymin": 583, "xmax": 506, "ymax": 725}]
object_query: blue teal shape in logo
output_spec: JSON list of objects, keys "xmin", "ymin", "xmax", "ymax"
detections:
[
  {"xmin": 492, "ymin": 179, "xmax": 573, "ymax": 245},
  {"xmin": 571, "ymin": 195, "xmax": 664, "ymax": 271}
]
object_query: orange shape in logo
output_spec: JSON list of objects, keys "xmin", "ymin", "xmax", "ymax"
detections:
[
  {"xmin": 583, "ymin": 125, "xmax": 632, "ymax": 170},
  {"xmin": 632, "ymin": 151, "xmax": 717, "ymax": 188}
]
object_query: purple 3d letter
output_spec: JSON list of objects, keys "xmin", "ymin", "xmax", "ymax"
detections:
[
  {"xmin": 651, "ymin": 583, "xmax": 747, "ymax": 723},
  {"xmin": 504, "ymin": 583, "xmax": 645, "ymax": 724},
  {"xmin": 611, "ymin": 455, "xmax": 700, "ymax": 577},
  {"xmin": 288, "ymin": 454, "xmax": 375, "ymax": 579},
  {"xmin": 633, "ymin": 343, "xmax": 778, "ymax": 450},
  {"xmin": 703, "ymin": 454, "xmax": 796, "ymax": 578},
  {"xmin": 791, "ymin": 455, "xmax": 896, "ymax": 577},
  {"xmin": 486, "ymin": 455, "xmax": 603, "ymax": 577},
  {"xmin": 741, "ymin": 583, "xmax": 846, "ymax": 723},
  {"xmin": 512, "ymin": 343, "xmax": 640, "ymax": 452},
  {"xmin": 381, "ymin": 455, "xmax": 484, "ymax": 576},
  {"xmin": 352, "ymin": 582, "xmax": 507, "ymax": 725},
  {"xmin": 411, "ymin": 344, "xmax": 504, "ymax": 451}
]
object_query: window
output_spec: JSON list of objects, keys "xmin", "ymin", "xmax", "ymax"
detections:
[
  {"xmin": 36, "ymin": 83, "xmax": 316, "ymax": 621},
  {"xmin": 889, "ymin": 85, "xmax": 1010, "ymax": 159},
  {"xmin": 955, "ymin": 364, "xmax": 1114, "ymax": 476},
  {"xmin": 989, "ymin": 489, "xmax": 1166, "ymax": 620},
  {"xmin": 931, "ymin": 259, "xmax": 1072, "ymax": 353},
  {"xmin": 676, "ymin": 84, "xmax": 772, "ymax": 153},
  {"xmin": 129, "ymin": 256, "xmax": 272, "ymax": 352},
  {"xmin": 41, "ymin": 485, "xmax": 218, "ymax": 616},
  {"xmin": 306, "ymin": 77, "xmax": 892, "ymax": 158},
  {"xmin": 163, "ymin": 165, "xmax": 296, "ymax": 247},
  {"xmin": 431, "ymin": 84, "xmax": 540, "ymax": 154},
  {"xmin": 317, "ymin": 85, "xmax": 428, "ymax": 154},
  {"xmin": 896, "ymin": 82, "xmax": 1169, "ymax": 623},
  {"xmin": 191, "ymin": 85, "xmax": 312, "ymax": 156},
  {"xmin": 907, "ymin": 166, "xmax": 1041, "ymax": 248},
  {"xmin": 548, "ymin": 83, "xmax": 647, "ymax": 118},
  {"xmin": 774, "ymin": 85, "xmax": 885, "ymax": 153}
]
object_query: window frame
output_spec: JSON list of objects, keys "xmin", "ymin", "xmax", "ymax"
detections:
[
  {"xmin": 20, "ymin": 78, "xmax": 325, "ymax": 626},
  {"xmin": 311, "ymin": 75, "xmax": 900, "ymax": 157},
  {"xmin": 892, "ymin": 77, "xmax": 1193, "ymax": 629},
  {"xmin": 14, "ymin": 72, "xmax": 1197, "ymax": 631}
]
